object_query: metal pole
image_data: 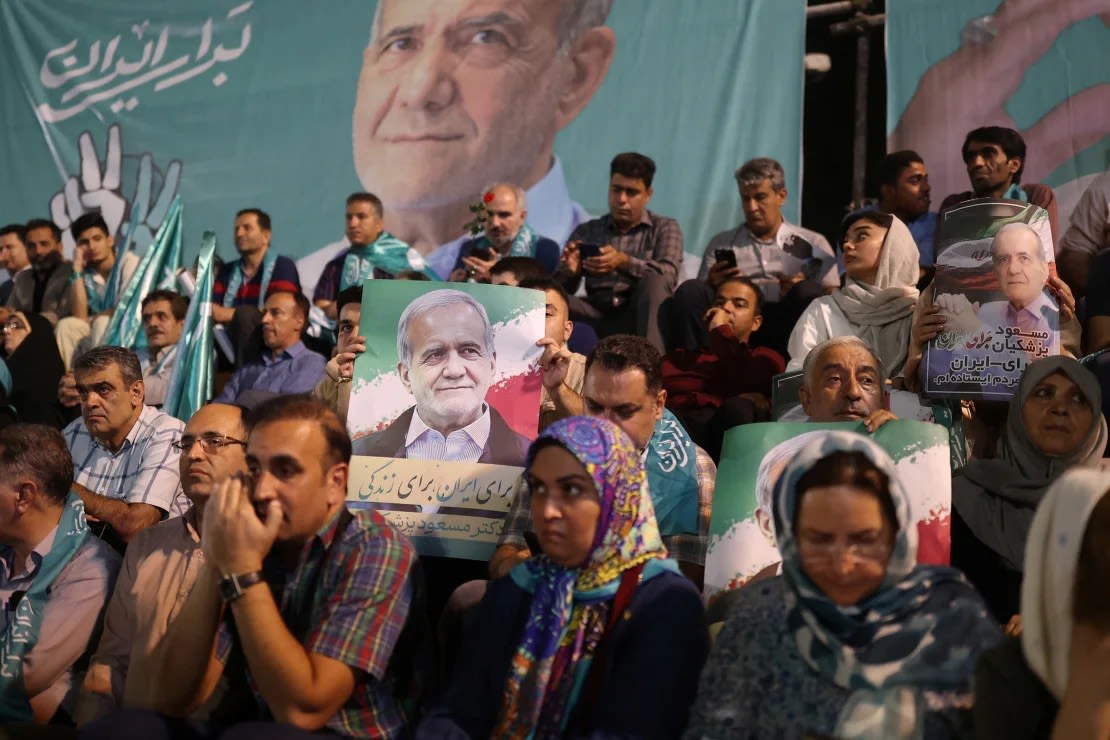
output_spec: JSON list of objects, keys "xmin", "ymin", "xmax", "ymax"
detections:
[{"xmin": 851, "ymin": 28, "xmax": 870, "ymax": 207}]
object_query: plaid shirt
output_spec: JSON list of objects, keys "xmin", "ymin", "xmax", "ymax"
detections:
[
  {"xmin": 64, "ymin": 405, "xmax": 186, "ymax": 517},
  {"xmin": 498, "ymin": 444, "xmax": 715, "ymax": 566},
  {"xmin": 237, "ymin": 507, "xmax": 416, "ymax": 738}
]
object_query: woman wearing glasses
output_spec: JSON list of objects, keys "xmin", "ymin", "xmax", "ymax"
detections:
[
  {"xmin": 1, "ymin": 311, "xmax": 70, "ymax": 427},
  {"xmin": 685, "ymin": 431, "xmax": 1001, "ymax": 739}
]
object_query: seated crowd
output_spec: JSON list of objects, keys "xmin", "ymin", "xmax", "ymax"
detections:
[{"xmin": 1, "ymin": 125, "xmax": 1110, "ymax": 739}]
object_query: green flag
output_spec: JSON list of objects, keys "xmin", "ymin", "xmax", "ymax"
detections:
[
  {"xmin": 164, "ymin": 231, "xmax": 216, "ymax": 422},
  {"xmin": 102, "ymin": 197, "xmax": 183, "ymax": 349}
]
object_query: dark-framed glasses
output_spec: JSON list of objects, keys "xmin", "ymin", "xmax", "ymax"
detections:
[{"xmin": 172, "ymin": 433, "xmax": 248, "ymax": 453}]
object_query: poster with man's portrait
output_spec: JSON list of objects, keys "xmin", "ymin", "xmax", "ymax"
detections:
[
  {"xmin": 346, "ymin": 281, "xmax": 544, "ymax": 560},
  {"xmin": 922, "ymin": 200, "xmax": 1060, "ymax": 400},
  {"xmin": 704, "ymin": 421, "xmax": 951, "ymax": 604}
]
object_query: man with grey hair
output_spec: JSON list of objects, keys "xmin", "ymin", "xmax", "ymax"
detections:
[
  {"xmin": 976, "ymin": 222, "xmax": 1058, "ymax": 344},
  {"xmin": 448, "ymin": 183, "xmax": 563, "ymax": 282},
  {"xmin": 64, "ymin": 345, "xmax": 185, "ymax": 549},
  {"xmin": 297, "ymin": 0, "xmax": 618, "ymax": 290},
  {"xmin": 663, "ymin": 157, "xmax": 836, "ymax": 357},
  {"xmin": 798, "ymin": 336, "xmax": 896, "ymax": 432},
  {"xmin": 352, "ymin": 288, "xmax": 530, "ymax": 464}
]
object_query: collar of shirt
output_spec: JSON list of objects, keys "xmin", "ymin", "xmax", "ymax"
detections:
[
  {"xmin": 181, "ymin": 506, "xmax": 201, "ymax": 544},
  {"xmin": 89, "ymin": 404, "xmax": 155, "ymax": 455},
  {"xmin": 1007, "ymin": 291, "xmax": 1057, "ymax": 321},
  {"xmin": 0, "ymin": 524, "xmax": 57, "ymax": 583},
  {"xmin": 142, "ymin": 344, "xmax": 175, "ymax": 369},
  {"xmin": 264, "ymin": 340, "xmax": 308, "ymax": 366},
  {"xmin": 265, "ymin": 506, "xmax": 347, "ymax": 582},
  {"xmin": 424, "ymin": 156, "xmax": 588, "ymax": 279},
  {"xmin": 599, "ymin": 210, "xmax": 654, "ymax": 236},
  {"xmin": 406, "ymin": 403, "xmax": 492, "ymax": 451}
]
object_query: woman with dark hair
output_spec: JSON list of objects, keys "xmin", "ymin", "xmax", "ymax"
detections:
[
  {"xmin": 974, "ymin": 468, "xmax": 1110, "ymax": 739},
  {"xmin": 686, "ymin": 431, "xmax": 1001, "ymax": 739},
  {"xmin": 952, "ymin": 356, "xmax": 1108, "ymax": 622},
  {"xmin": 419, "ymin": 416, "xmax": 708, "ymax": 739},
  {"xmin": 1, "ymin": 311, "xmax": 70, "ymax": 427}
]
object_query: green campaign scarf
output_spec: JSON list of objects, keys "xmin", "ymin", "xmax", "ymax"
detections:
[
  {"xmin": 222, "ymin": 250, "xmax": 277, "ymax": 309},
  {"xmin": 339, "ymin": 231, "xmax": 436, "ymax": 290}
]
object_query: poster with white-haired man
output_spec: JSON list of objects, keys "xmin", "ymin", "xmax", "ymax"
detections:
[{"xmin": 346, "ymin": 281, "xmax": 544, "ymax": 559}]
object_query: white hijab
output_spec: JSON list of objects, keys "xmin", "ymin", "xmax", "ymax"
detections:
[{"xmin": 1021, "ymin": 467, "xmax": 1110, "ymax": 698}]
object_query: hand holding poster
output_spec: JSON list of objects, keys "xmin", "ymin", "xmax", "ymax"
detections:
[
  {"xmin": 704, "ymin": 420, "xmax": 951, "ymax": 603},
  {"xmin": 346, "ymin": 281, "xmax": 544, "ymax": 559},
  {"xmin": 922, "ymin": 200, "xmax": 1060, "ymax": 400}
]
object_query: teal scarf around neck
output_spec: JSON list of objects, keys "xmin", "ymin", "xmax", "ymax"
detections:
[
  {"xmin": 473, "ymin": 222, "xmax": 539, "ymax": 259},
  {"xmin": 339, "ymin": 232, "xmax": 435, "ymax": 290},
  {"xmin": 643, "ymin": 409, "xmax": 700, "ymax": 537},
  {"xmin": 0, "ymin": 492, "xmax": 89, "ymax": 721},
  {"xmin": 222, "ymin": 250, "xmax": 277, "ymax": 309}
]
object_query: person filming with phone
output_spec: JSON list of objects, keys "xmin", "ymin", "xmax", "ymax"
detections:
[
  {"xmin": 449, "ymin": 183, "xmax": 562, "ymax": 283},
  {"xmin": 556, "ymin": 152, "xmax": 683, "ymax": 352}
]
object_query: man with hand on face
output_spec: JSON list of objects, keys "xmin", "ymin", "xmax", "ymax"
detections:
[
  {"xmin": 557, "ymin": 152, "xmax": 683, "ymax": 353},
  {"xmin": 798, "ymin": 337, "xmax": 897, "ymax": 433},
  {"xmin": 211, "ymin": 208, "xmax": 302, "ymax": 368},
  {"xmin": 76, "ymin": 403, "xmax": 250, "ymax": 724},
  {"xmin": 110, "ymin": 397, "xmax": 422, "ymax": 739},
  {"xmin": 522, "ymin": 277, "xmax": 586, "ymax": 431},
  {"xmin": 64, "ymin": 346, "xmax": 186, "ymax": 549},
  {"xmin": 447, "ymin": 183, "xmax": 562, "ymax": 282},
  {"xmin": 491, "ymin": 334, "xmax": 715, "ymax": 587},
  {"xmin": 0, "ymin": 224, "xmax": 31, "ymax": 306},
  {"xmin": 214, "ymin": 291, "xmax": 327, "ymax": 406},
  {"xmin": 7, "ymin": 218, "xmax": 73, "ymax": 326},
  {"xmin": 352, "ymin": 289, "xmax": 530, "ymax": 465},
  {"xmin": 313, "ymin": 287, "xmax": 364, "ymax": 424}
]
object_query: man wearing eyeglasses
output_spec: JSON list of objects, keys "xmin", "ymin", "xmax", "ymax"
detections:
[{"xmin": 76, "ymin": 403, "xmax": 250, "ymax": 724}]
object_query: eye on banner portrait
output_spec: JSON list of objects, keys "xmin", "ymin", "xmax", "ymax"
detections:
[
  {"xmin": 345, "ymin": 280, "xmax": 544, "ymax": 560},
  {"xmin": 887, "ymin": 0, "xmax": 1110, "ymax": 225},
  {"xmin": 0, "ymin": 0, "xmax": 805, "ymax": 284},
  {"xmin": 922, "ymin": 200, "xmax": 1060, "ymax": 400},
  {"xmin": 704, "ymin": 421, "xmax": 951, "ymax": 604}
]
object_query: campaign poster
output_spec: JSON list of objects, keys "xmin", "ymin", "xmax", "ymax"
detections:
[
  {"xmin": 704, "ymin": 421, "xmax": 951, "ymax": 604},
  {"xmin": 346, "ymin": 281, "xmax": 544, "ymax": 560},
  {"xmin": 922, "ymin": 200, "xmax": 1059, "ymax": 400}
]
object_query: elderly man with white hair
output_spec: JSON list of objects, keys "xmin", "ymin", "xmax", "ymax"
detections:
[
  {"xmin": 976, "ymin": 223, "xmax": 1057, "ymax": 341},
  {"xmin": 352, "ymin": 288, "xmax": 531, "ymax": 464},
  {"xmin": 798, "ymin": 336, "xmax": 897, "ymax": 432}
]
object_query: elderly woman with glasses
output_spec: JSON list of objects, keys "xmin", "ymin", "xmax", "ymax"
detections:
[{"xmin": 685, "ymin": 431, "xmax": 1001, "ymax": 739}]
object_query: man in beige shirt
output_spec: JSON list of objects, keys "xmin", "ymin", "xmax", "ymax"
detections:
[
  {"xmin": 75, "ymin": 403, "xmax": 249, "ymax": 724},
  {"xmin": 525, "ymin": 278, "xmax": 586, "ymax": 431}
]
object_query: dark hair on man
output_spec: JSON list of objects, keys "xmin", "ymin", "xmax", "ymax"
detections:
[
  {"xmin": 74, "ymin": 345, "xmax": 144, "ymax": 386},
  {"xmin": 717, "ymin": 275, "xmax": 765, "ymax": 316},
  {"xmin": 877, "ymin": 150, "xmax": 924, "ymax": 189},
  {"xmin": 0, "ymin": 424, "xmax": 73, "ymax": 504},
  {"xmin": 394, "ymin": 270, "xmax": 431, "ymax": 281},
  {"xmin": 336, "ymin": 286, "xmax": 363, "ymax": 315},
  {"xmin": 794, "ymin": 450, "xmax": 899, "ymax": 540},
  {"xmin": 610, "ymin": 152, "xmax": 656, "ymax": 189},
  {"xmin": 347, "ymin": 192, "xmax": 384, "ymax": 220},
  {"xmin": 267, "ymin": 290, "xmax": 311, "ymax": 322},
  {"xmin": 24, "ymin": 218, "xmax": 62, "ymax": 242},
  {"xmin": 236, "ymin": 208, "xmax": 272, "ymax": 232},
  {"xmin": 585, "ymin": 334, "xmax": 663, "ymax": 393},
  {"xmin": 490, "ymin": 256, "xmax": 547, "ymax": 284},
  {"xmin": 961, "ymin": 127, "xmax": 1026, "ymax": 184},
  {"xmin": 1073, "ymin": 490, "xmax": 1110, "ymax": 631},
  {"xmin": 0, "ymin": 224, "xmax": 27, "ymax": 244},
  {"xmin": 142, "ymin": 289, "xmax": 189, "ymax": 321},
  {"xmin": 71, "ymin": 211, "xmax": 111, "ymax": 242},
  {"xmin": 248, "ymin": 395, "xmax": 351, "ymax": 468},
  {"xmin": 519, "ymin": 276, "xmax": 571, "ymax": 315}
]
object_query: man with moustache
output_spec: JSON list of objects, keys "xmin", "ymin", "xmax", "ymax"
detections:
[
  {"xmin": 798, "ymin": 337, "xmax": 897, "ymax": 431},
  {"xmin": 876, "ymin": 150, "xmax": 937, "ymax": 268},
  {"xmin": 297, "ymin": 0, "xmax": 616, "ymax": 293},
  {"xmin": 75, "ymin": 403, "xmax": 250, "ymax": 723},
  {"xmin": 7, "ymin": 218, "xmax": 73, "ymax": 326},
  {"xmin": 352, "ymin": 288, "xmax": 530, "ymax": 465}
]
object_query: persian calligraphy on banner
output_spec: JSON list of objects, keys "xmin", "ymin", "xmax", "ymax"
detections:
[
  {"xmin": 704, "ymin": 421, "xmax": 951, "ymax": 604},
  {"xmin": 922, "ymin": 200, "xmax": 1059, "ymax": 400}
]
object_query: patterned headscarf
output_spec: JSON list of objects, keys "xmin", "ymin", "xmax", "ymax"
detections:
[
  {"xmin": 773, "ymin": 431, "xmax": 1001, "ymax": 740},
  {"xmin": 494, "ymin": 416, "xmax": 673, "ymax": 739}
]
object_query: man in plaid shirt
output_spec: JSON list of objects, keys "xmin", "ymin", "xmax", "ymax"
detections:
[
  {"xmin": 491, "ymin": 334, "xmax": 716, "ymax": 589},
  {"xmin": 97, "ymin": 396, "xmax": 425, "ymax": 739}
]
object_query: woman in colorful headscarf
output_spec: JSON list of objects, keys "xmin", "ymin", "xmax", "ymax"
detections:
[
  {"xmin": 418, "ymin": 416, "xmax": 708, "ymax": 739},
  {"xmin": 686, "ymin": 431, "xmax": 1001, "ymax": 739},
  {"xmin": 952, "ymin": 356, "xmax": 1107, "ymax": 623},
  {"xmin": 974, "ymin": 468, "xmax": 1110, "ymax": 739},
  {"xmin": 787, "ymin": 212, "xmax": 919, "ymax": 378}
]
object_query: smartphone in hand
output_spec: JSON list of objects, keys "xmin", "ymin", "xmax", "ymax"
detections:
[
  {"xmin": 578, "ymin": 242, "xmax": 602, "ymax": 260},
  {"xmin": 714, "ymin": 248, "xmax": 738, "ymax": 268}
]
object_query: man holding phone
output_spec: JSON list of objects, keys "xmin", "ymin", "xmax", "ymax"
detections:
[
  {"xmin": 448, "ymin": 183, "xmax": 562, "ymax": 283},
  {"xmin": 556, "ymin": 152, "xmax": 684, "ymax": 352}
]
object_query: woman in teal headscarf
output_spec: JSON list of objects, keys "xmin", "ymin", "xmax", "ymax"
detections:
[
  {"xmin": 418, "ymin": 416, "xmax": 708, "ymax": 739},
  {"xmin": 686, "ymin": 431, "xmax": 1001, "ymax": 739}
]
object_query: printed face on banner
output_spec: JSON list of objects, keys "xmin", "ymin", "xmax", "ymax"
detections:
[{"xmin": 924, "ymin": 201, "xmax": 1060, "ymax": 400}]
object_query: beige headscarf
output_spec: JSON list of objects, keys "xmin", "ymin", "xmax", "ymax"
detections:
[
  {"xmin": 832, "ymin": 213, "xmax": 920, "ymax": 378},
  {"xmin": 1021, "ymin": 468, "xmax": 1110, "ymax": 699}
]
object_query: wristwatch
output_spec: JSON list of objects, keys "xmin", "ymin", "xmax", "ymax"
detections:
[{"xmin": 218, "ymin": 571, "xmax": 264, "ymax": 603}]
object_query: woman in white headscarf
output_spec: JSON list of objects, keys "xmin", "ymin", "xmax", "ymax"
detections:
[
  {"xmin": 787, "ymin": 212, "xmax": 919, "ymax": 378},
  {"xmin": 974, "ymin": 467, "xmax": 1110, "ymax": 739}
]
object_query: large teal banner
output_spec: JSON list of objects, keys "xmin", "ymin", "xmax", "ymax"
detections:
[
  {"xmin": 0, "ymin": 0, "xmax": 806, "ymax": 289},
  {"xmin": 887, "ymin": 0, "xmax": 1110, "ymax": 224}
]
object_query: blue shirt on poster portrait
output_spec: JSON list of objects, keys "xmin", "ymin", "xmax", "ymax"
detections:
[{"xmin": 214, "ymin": 340, "xmax": 326, "ymax": 403}]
